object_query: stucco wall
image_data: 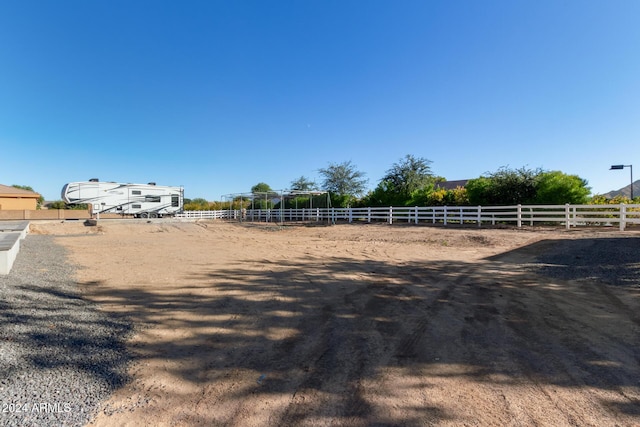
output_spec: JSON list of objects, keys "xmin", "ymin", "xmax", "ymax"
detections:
[
  {"xmin": 0, "ymin": 209, "xmax": 92, "ymax": 220},
  {"xmin": 0, "ymin": 197, "xmax": 38, "ymax": 210}
]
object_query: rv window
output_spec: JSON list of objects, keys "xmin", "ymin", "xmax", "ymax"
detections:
[
  {"xmin": 132, "ymin": 204, "xmax": 142, "ymax": 208},
  {"xmin": 146, "ymin": 196, "xmax": 161, "ymax": 203},
  {"xmin": 132, "ymin": 190, "xmax": 142, "ymax": 195},
  {"xmin": 171, "ymin": 195, "xmax": 179, "ymax": 207}
]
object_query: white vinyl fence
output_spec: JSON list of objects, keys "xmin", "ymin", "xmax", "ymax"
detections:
[{"xmin": 175, "ymin": 204, "xmax": 640, "ymax": 231}]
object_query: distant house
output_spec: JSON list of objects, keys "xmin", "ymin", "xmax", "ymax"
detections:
[
  {"xmin": 0, "ymin": 184, "xmax": 41, "ymax": 210},
  {"xmin": 435, "ymin": 179, "xmax": 469, "ymax": 191}
]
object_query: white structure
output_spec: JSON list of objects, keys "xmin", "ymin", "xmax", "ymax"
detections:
[
  {"xmin": 0, "ymin": 221, "xmax": 29, "ymax": 275},
  {"xmin": 62, "ymin": 179, "xmax": 184, "ymax": 218},
  {"xmin": 176, "ymin": 203, "xmax": 640, "ymax": 230}
]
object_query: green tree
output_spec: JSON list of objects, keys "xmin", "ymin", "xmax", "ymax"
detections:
[
  {"xmin": 287, "ymin": 176, "xmax": 319, "ymax": 209},
  {"xmin": 318, "ymin": 161, "xmax": 368, "ymax": 207},
  {"xmin": 368, "ymin": 155, "xmax": 436, "ymax": 206},
  {"xmin": 467, "ymin": 167, "xmax": 590, "ymax": 205},
  {"xmin": 534, "ymin": 171, "xmax": 590, "ymax": 204},
  {"xmin": 450, "ymin": 186, "xmax": 469, "ymax": 205},
  {"xmin": 251, "ymin": 182, "xmax": 273, "ymax": 194},
  {"xmin": 465, "ymin": 177, "xmax": 493, "ymax": 205},
  {"xmin": 48, "ymin": 200, "xmax": 67, "ymax": 209},
  {"xmin": 251, "ymin": 183, "xmax": 275, "ymax": 209},
  {"xmin": 382, "ymin": 155, "xmax": 434, "ymax": 198},
  {"xmin": 408, "ymin": 186, "xmax": 468, "ymax": 206},
  {"xmin": 591, "ymin": 194, "xmax": 634, "ymax": 204},
  {"xmin": 466, "ymin": 167, "xmax": 540, "ymax": 205},
  {"xmin": 69, "ymin": 203, "xmax": 89, "ymax": 210},
  {"xmin": 361, "ymin": 182, "xmax": 397, "ymax": 207},
  {"xmin": 290, "ymin": 176, "xmax": 317, "ymax": 192},
  {"xmin": 12, "ymin": 184, "xmax": 44, "ymax": 209},
  {"xmin": 184, "ymin": 198, "xmax": 210, "ymax": 210},
  {"xmin": 55, "ymin": 200, "xmax": 89, "ymax": 210},
  {"xmin": 425, "ymin": 188, "xmax": 450, "ymax": 206}
]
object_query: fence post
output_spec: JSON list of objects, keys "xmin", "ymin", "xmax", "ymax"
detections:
[
  {"xmin": 477, "ymin": 206, "xmax": 481, "ymax": 227},
  {"xmin": 564, "ymin": 204, "xmax": 570, "ymax": 230},
  {"xmin": 517, "ymin": 204, "xmax": 522, "ymax": 228},
  {"xmin": 415, "ymin": 206, "xmax": 419, "ymax": 224},
  {"xmin": 349, "ymin": 208, "xmax": 353, "ymax": 223},
  {"xmin": 620, "ymin": 203, "xmax": 626, "ymax": 231},
  {"xmin": 443, "ymin": 206, "xmax": 448, "ymax": 226},
  {"xmin": 529, "ymin": 207, "xmax": 533, "ymax": 226},
  {"xmin": 459, "ymin": 207, "xmax": 463, "ymax": 224},
  {"xmin": 389, "ymin": 206, "xmax": 393, "ymax": 225},
  {"xmin": 367, "ymin": 207, "xmax": 371, "ymax": 223}
]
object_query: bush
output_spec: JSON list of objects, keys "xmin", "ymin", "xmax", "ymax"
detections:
[
  {"xmin": 534, "ymin": 171, "xmax": 590, "ymax": 204},
  {"xmin": 467, "ymin": 167, "xmax": 590, "ymax": 205}
]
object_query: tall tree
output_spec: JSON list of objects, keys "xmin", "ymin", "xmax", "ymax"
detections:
[
  {"xmin": 251, "ymin": 182, "xmax": 274, "ymax": 209},
  {"xmin": 466, "ymin": 167, "xmax": 590, "ymax": 205},
  {"xmin": 381, "ymin": 154, "xmax": 434, "ymax": 197},
  {"xmin": 290, "ymin": 176, "xmax": 317, "ymax": 192},
  {"xmin": 534, "ymin": 171, "xmax": 590, "ymax": 204},
  {"xmin": 319, "ymin": 161, "xmax": 368, "ymax": 196},
  {"xmin": 251, "ymin": 182, "xmax": 273, "ymax": 194},
  {"xmin": 467, "ymin": 167, "xmax": 540, "ymax": 205},
  {"xmin": 184, "ymin": 198, "xmax": 210, "ymax": 211}
]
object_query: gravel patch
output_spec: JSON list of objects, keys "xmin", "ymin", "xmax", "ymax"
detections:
[
  {"xmin": 528, "ymin": 236, "xmax": 640, "ymax": 287},
  {"xmin": 0, "ymin": 234, "xmax": 131, "ymax": 427}
]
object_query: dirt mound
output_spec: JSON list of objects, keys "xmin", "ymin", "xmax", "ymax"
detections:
[{"xmin": 29, "ymin": 220, "xmax": 103, "ymax": 235}]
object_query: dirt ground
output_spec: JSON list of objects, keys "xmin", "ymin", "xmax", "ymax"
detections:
[{"xmin": 31, "ymin": 220, "xmax": 640, "ymax": 426}]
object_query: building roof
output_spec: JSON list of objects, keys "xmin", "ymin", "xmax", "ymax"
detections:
[
  {"xmin": 0, "ymin": 184, "xmax": 41, "ymax": 198},
  {"xmin": 435, "ymin": 179, "xmax": 469, "ymax": 191}
]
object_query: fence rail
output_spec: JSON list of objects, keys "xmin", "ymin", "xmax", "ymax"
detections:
[{"xmin": 175, "ymin": 204, "xmax": 640, "ymax": 231}]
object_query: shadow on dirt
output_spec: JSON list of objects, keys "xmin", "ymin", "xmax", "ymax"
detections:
[
  {"xmin": 81, "ymin": 237, "xmax": 640, "ymax": 425},
  {"xmin": 487, "ymin": 237, "xmax": 640, "ymax": 286}
]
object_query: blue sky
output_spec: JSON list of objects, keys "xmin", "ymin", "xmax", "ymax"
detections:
[{"xmin": 1, "ymin": 1, "xmax": 639, "ymax": 201}]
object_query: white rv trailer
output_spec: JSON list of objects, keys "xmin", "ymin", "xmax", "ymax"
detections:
[{"xmin": 61, "ymin": 179, "xmax": 184, "ymax": 218}]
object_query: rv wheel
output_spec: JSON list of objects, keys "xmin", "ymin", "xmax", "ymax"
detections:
[
  {"xmin": 150, "ymin": 213, "xmax": 158, "ymax": 218},
  {"xmin": 140, "ymin": 212, "xmax": 149, "ymax": 219}
]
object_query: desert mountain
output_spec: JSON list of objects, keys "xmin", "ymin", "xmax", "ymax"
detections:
[{"xmin": 602, "ymin": 179, "xmax": 640, "ymax": 199}]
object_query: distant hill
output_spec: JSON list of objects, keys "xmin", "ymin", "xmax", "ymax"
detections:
[{"xmin": 602, "ymin": 179, "xmax": 640, "ymax": 199}]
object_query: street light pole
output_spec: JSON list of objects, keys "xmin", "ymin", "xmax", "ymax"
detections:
[{"xmin": 610, "ymin": 164, "xmax": 634, "ymax": 200}]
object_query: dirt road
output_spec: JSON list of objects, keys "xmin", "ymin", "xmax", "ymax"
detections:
[{"xmin": 32, "ymin": 220, "xmax": 640, "ymax": 426}]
